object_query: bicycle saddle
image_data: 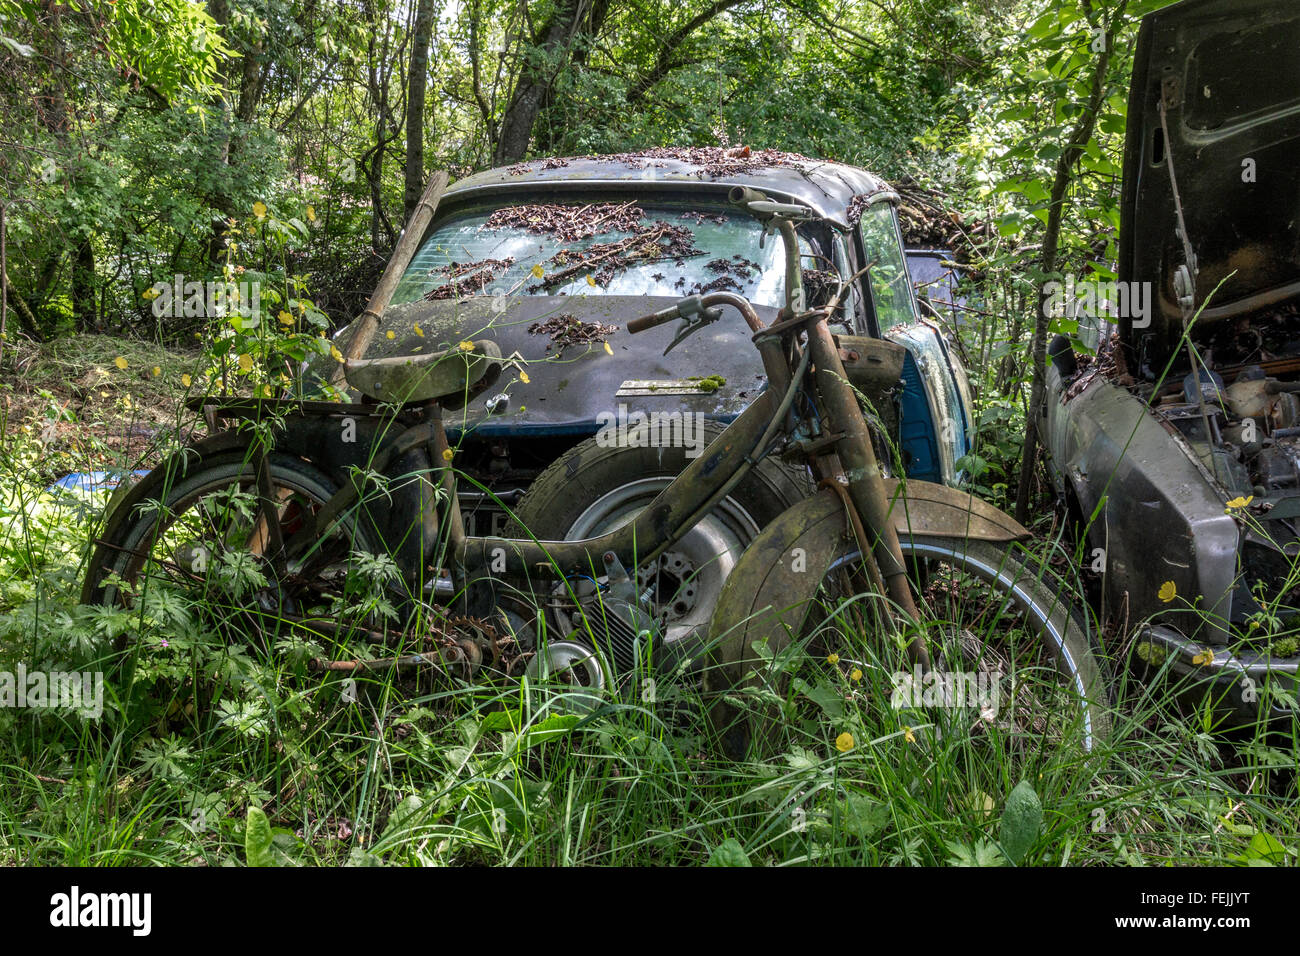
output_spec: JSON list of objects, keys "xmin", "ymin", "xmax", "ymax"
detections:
[{"xmin": 344, "ymin": 339, "xmax": 502, "ymax": 404}]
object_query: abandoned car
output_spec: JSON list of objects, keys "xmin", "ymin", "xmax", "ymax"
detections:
[
  {"xmin": 1045, "ymin": 0, "xmax": 1300, "ymax": 721},
  {"xmin": 311, "ymin": 148, "xmax": 976, "ymax": 643}
]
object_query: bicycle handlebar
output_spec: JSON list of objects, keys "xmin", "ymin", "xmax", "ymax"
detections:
[
  {"xmin": 627, "ymin": 304, "xmax": 683, "ymax": 334},
  {"xmin": 627, "ymin": 292, "xmax": 765, "ymax": 336}
]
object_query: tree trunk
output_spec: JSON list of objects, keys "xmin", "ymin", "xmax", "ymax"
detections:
[
  {"xmin": 71, "ymin": 237, "xmax": 97, "ymax": 332},
  {"xmin": 625, "ymin": 0, "xmax": 744, "ymax": 104},
  {"xmin": 204, "ymin": 0, "xmax": 266, "ymax": 266},
  {"xmin": 1014, "ymin": 4, "xmax": 1126, "ymax": 524},
  {"xmin": 492, "ymin": 0, "xmax": 586, "ymax": 166}
]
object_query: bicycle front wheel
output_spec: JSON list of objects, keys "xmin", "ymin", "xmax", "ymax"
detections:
[{"xmin": 707, "ymin": 531, "xmax": 1110, "ymax": 758}]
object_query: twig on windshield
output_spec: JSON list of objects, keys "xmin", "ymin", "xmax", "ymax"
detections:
[{"xmin": 824, "ymin": 260, "xmax": 876, "ymax": 316}]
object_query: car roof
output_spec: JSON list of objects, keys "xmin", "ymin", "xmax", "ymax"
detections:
[{"xmin": 441, "ymin": 148, "xmax": 896, "ymax": 229}]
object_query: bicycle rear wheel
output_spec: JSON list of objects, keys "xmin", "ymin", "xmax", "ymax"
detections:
[{"xmin": 83, "ymin": 451, "xmax": 387, "ymax": 641}]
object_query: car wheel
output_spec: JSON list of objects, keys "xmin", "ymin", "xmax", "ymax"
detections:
[{"xmin": 507, "ymin": 420, "xmax": 813, "ymax": 648}]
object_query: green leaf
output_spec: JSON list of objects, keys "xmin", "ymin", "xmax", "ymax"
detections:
[
  {"xmin": 245, "ymin": 805, "xmax": 274, "ymax": 867},
  {"xmin": 1100, "ymin": 113, "xmax": 1126, "ymax": 136},
  {"xmin": 840, "ymin": 792, "xmax": 887, "ymax": 839},
  {"xmin": 382, "ymin": 794, "xmax": 426, "ymax": 842},
  {"xmin": 1019, "ymin": 180, "xmax": 1050, "ymax": 203},
  {"xmin": 1229, "ymin": 831, "xmax": 1290, "ymax": 866},
  {"xmin": 996, "ymin": 214, "xmax": 1024, "ymax": 238},
  {"xmin": 1026, "ymin": 11, "xmax": 1059, "ymax": 40},
  {"xmin": 793, "ymin": 676, "xmax": 845, "ymax": 718},
  {"xmin": 954, "ymin": 453, "xmax": 989, "ymax": 478},
  {"xmin": 706, "ymin": 837, "xmax": 752, "ymax": 867},
  {"xmin": 520, "ymin": 713, "xmax": 582, "ymax": 748},
  {"xmin": 999, "ymin": 780, "xmax": 1043, "ymax": 865},
  {"xmin": 480, "ymin": 708, "xmax": 521, "ymax": 733},
  {"xmin": 946, "ymin": 838, "xmax": 1006, "ymax": 867},
  {"xmin": 346, "ymin": 846, "xmax": 385, "ymax": 867}
]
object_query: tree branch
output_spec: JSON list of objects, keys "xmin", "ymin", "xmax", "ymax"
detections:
[{"xmin": 625, "ymin": 0, "xmax": 747, "ymax": 104}]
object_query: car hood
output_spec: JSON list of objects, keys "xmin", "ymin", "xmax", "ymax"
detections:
[{"xmin": 1120, "ymin": 0, "xmax": 1300, "ymax": 373}]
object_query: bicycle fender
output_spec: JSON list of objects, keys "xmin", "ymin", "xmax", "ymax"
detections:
[
  {"xmin": 879, "ymin": 478, "xmax": 1029, "ymax": 542},
  {"xmin": 702, "ymin": 481, "xmax": 1028, "ymax": 755},
  {"xmin": 703, "ymin": 489, "xmax": 848, "ymax": 691},
  {"xmin": 85, "ymin": 416, "xmax": 441, "ymax": 604},
  {"xmin": 82, "ymin": 432, "xmax": 255, "ymax": 604}
]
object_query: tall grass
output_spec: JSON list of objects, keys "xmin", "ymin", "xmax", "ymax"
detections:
[{"xmin": 0, "ymin": 406, "xmax": 1296, "ymax": 868}]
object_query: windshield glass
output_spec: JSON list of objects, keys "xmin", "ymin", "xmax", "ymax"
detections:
[
  {"xmin": 858, "ymin": 201, "xmax": 918, "ymax": 329},
  {"xmin": 391, "ymin": 201, "xmax": 791, "ymax": 308}
]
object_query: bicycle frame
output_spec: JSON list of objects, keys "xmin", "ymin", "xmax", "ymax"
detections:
[{"xmin": 252, "ymin": 302, "xmax": 792, "ymax": 588}]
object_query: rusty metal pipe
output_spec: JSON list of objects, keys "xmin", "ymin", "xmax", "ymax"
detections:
[
  {"xmin": 308, "ymin": 652, "xmax": 445, "ymax": 674},
  {"xmin": 694, "ymin": 290, "xmax": 765, "ymax": 333},
  {"xmin": 805, "ymin": 319, "xmax": 929, "ymax": 668},
  {"xmin": 679, "ymin": 291, "xmax": 790, "ymax": 390},
  {"xmin": 773, "ymin": 217, "xmax": 805, "ymax": 318},
  {"xmin": 461, "ymin": 386, "xmax": 782, "ymax": 576}
]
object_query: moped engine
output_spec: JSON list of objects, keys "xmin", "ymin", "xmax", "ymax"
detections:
[{"xmin": 545, "ymin": 550, "xmax": 665, "ymax": 677}]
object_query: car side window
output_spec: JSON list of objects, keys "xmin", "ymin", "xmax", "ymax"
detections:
[{"xmin": 857, "ymin": 202, "xmax": 919, "ymax": 330}]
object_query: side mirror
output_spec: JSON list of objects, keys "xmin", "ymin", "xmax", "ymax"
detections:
[{"xmin": 1048, "ymin": 334, "xmax": 1078, "ymax": 377}]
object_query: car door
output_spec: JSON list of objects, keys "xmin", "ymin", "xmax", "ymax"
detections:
[{"xmin": 855, "ymin": 198, "xmax": 973, "ymax": 485}]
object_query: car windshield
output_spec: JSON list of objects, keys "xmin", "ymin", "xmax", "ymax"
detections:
[
  {"xmin": 390, "ymin": 200, "xmax": 792, "ymax": 308},
  {"xmin": 858, "ymin": 201, "xmax": 918, "ymax": 329}
]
